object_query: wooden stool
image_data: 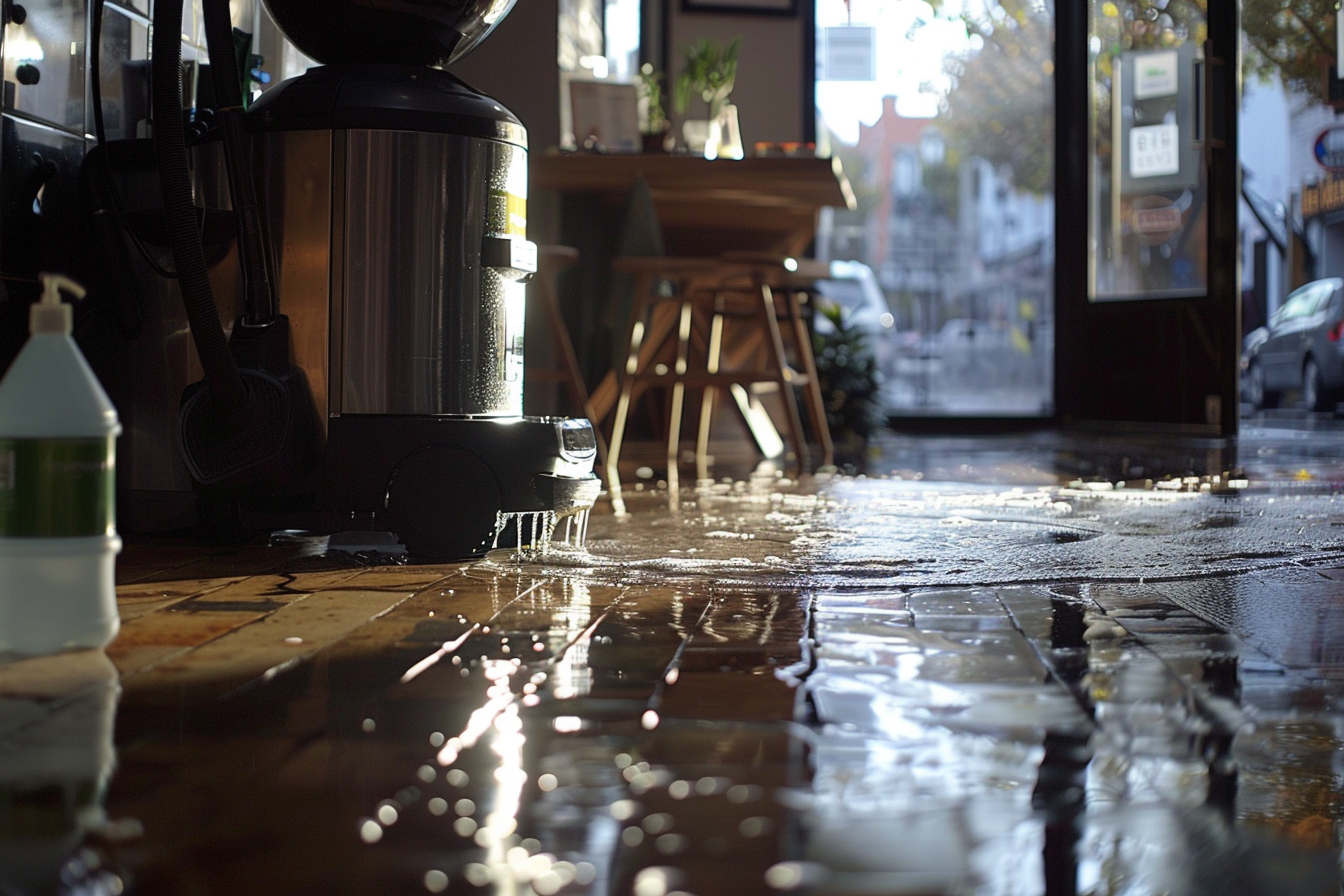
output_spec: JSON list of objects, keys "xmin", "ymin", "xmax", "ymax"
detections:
[{"xmin": 599, "ymin": 255, "xmax": 834, "ymax": 509}]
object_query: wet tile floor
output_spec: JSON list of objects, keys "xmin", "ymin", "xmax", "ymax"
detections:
[{"xmin": 5, "ymin": 435, "xmax": 1344, "ymax": 895}]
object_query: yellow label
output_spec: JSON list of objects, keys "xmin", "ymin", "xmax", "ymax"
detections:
[
  {"xmin": 488, "ymin": 189, "xmax": 528, "ymax": 238},
  {"xmin": 506, "ymin": 192, "xmax": 527, "ymax": 237}
]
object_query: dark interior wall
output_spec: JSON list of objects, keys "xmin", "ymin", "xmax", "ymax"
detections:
[
  {"xmin": 449, "ymin": 0, "xmax": 563, "ymax": 154},
  {"xmin": 667, "ymin": 2, "xmax": 807, "ymax": 146}
]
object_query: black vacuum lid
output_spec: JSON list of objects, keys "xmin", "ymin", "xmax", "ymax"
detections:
[
  {"xmin": 260, "ymin": 0, "xmax": 518, "ymax": 69},
  {"xmin": 247, "ymin": 64, "xmax": 526, "ymax": 147}
]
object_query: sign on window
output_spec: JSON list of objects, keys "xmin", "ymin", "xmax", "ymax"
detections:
[{"xmin": 1129, "ymin": 124, "xmax": 1181, "ymax": 178}]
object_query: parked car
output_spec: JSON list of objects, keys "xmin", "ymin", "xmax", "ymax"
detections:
[
  {"xmin": 1239, "ymin": 325, "xmax": 1269, "ymax": 404},
  {"xmin": 1244, "ymin": 277, "xmax": 1344, "ymax": 411},
  {"xmin": 812, "ymin": 260, "xmax": 897, "ymax": 379}
]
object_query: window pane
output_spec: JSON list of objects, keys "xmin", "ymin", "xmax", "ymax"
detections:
[
  {"xmin": 815, "ymin": 0, "xmax": 1054, "ymax": 417},
  {"xmin": 1089, "ymin": 2, "xmax": 1207, "ymax": 301}
]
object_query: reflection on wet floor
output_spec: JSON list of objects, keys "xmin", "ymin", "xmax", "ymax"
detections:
[{"xmin": 4, "ymin": 439, "xmax": 1344, "ymax": 894}]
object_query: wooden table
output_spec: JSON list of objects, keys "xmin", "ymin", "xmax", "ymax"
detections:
[
  {"xmin": 529, "ymin": 153, "xmax": 855, "ymax": 453},
  {"xmin": 532, "ymin": 153, "xmax": 856, "ymax": 257}
]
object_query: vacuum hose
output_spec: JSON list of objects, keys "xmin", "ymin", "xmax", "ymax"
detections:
[
  {"xmin": 150, "ymin": 0, "xmax": 247, "ymax": 415},
  {"xmin": 202, "ymin": 0, "xmax": 277, "ymax": 326},
  {"xmin": 150, "ymin": 0, "xmax": 318, "ymax": 496}
]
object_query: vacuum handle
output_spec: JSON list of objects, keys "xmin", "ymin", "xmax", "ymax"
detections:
[{"xmin": 482, "ymin": 236, "xmax": 538, "ymax": 282}]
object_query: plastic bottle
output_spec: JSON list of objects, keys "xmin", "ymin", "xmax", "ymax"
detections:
[{"xmin": 0, "ymin": 273, "xmax": 121, "ymax": 654}]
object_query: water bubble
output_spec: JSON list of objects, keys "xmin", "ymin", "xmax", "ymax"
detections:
[
  {"xmin": 668, "ymin": 780, "xmax": 691, "ymax": 799},
  {"xmin": 424, "ymin": 869, "xmax": 449, "ymax": 893},
  {"xmin": 454, "ymin": 817, "xmax": 478, "ymax": 837},
  {"xmin": 463, "ymin": 863, "xmax": 493, "ymax": 886},
  {"xmin": 642, "ymin": 812, "xmax": 674, "ymax": 834},
  {"xmin": 622, "ymin": 826, "xmax": 646, "ymax": 846},
  {"xmin": 739, "ymin": 816, "xmax": 773, "ymax": 838},
  {"xmin": 377, "ymin": 803, "xmax": 399, "ymax": 826},
  {"xmin": 533, "ymin": 871, "xmax": 564, "ymax": 895},
  {"xmin": 610, "ymin": 799, "xmax": 639, "ymax": 820},
  {"xmin": 727, "ymin": 784, "xmax": 761, "ymax": 803},
  {"xmin": 455, "ymin": 798, "xmax": 476, "ymax": 816},
  {"xmin": 633, "ymin": 867, "xmax": 681, "ymax": 896},
  {"xmin": 446, "ymin": 769, "xmax": 470, "ymax": 787},
  {"xmin": 538, "ymin": 773, "xmax": 558, "ymax": 792},
  {"xmin": 417, "ymin": 765, "xmax": 437, "ymax": 783},
  {"xmin": 428, "ymin": 798, "xmax": 449, "ymax": 816},
  {"xmin": 358, "ymin": 819, "xmax": 383, "ymax": 844},
  {"xmin": 764, "ymin": 862, "xmax": 809, "ymax": 890},
  {"xmin": 361, "ymin": 718, "xmax": 376, "ymax": 733},
  {"xmin": 655, "ymin": 833, "xmax": 688, "ymax": 854}
]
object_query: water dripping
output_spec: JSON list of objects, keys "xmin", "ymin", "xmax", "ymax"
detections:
[{"xmin": 490, "ymin": 509, "xmax": 596, "ymax": 555}]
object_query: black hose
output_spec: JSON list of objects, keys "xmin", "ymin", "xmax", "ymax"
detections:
[
  {"xmin": 202, "ymin": 0, "xmax": 277, "ymax": 325},
  {"xmin": 151, "ymin": 0, "xmax": 247, "ymax": 414},
  {"xmin": 91, "ymin": 0, "xmax": 177, "ymax": 281}
]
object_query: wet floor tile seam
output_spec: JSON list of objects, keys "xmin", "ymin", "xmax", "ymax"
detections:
[
  {"xmin": 991, "ymin": 585, "xmax": 1335, "ymax": 836},
  {"xmin": 1085, "ymin": 577, "xmax": 1344, "ymax": 699},
  {"xmin": 997, "ymin": 586, "xmax": 1247, "ymax": 730}
]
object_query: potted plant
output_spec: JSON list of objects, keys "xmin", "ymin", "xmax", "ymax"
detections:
[
  {"xmin": 637, "ymin": 63, "xmax": 673, "ymax": 153},
  {"xmin": 813, "ymin": 301, "xmax": 884, "ymax": 473},
  {"xmin": 674, "ymin": 37, "xmax": 740, "ymax": 153}
]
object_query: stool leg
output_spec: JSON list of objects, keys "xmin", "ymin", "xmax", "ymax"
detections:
[
  {"xmin": 605, "ymin": 272, "xmax": 658, "ymax": 514},
  {"xmin": 757, "ymin": 279, "xmax": 811, "ymax": 475},
  {"xmin": 606, "ymin": 372, "xmax": 635, "ymax": 516},
  {"xmin": 665, "ymin": 298, "xmax": 694, "ymax": 503},
  {"xmin": 786, "ymin": 290, "xmax": 834, "ymax": 469},
  {"xmin": 696, "ymin": 298, "xmax": 727, "ymax": 482}
]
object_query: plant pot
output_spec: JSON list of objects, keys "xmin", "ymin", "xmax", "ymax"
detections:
[
  {"xmin": 682, "ymin": 119, "xmax": 711, "ymax": 155},
  {"xmin": 706, "ymin": 104, "xmax": 743, "ymax": 160},
  {"xmin": 642, "ymin": 129, "xmax": 673, "ymax": 153}
]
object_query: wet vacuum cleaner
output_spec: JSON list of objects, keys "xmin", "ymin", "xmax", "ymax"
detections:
[{"xmin": 136, "ymin": 0, "xmax": 599, "ymax": 560}]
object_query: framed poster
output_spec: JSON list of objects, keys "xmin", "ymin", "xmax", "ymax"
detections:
[{"xmin": 569, "ymin": 81, "xmax": 641, "ymax": 153}]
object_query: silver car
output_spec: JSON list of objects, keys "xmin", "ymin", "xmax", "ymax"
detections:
[{"xmin": 1246, "ymin": 278, "xmax": 1344, "ymax": 411}]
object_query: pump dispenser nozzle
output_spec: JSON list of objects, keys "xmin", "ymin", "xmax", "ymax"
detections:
[{"xmin": 31, "ymin": 273, "xmax": 86, "ymax": 335}]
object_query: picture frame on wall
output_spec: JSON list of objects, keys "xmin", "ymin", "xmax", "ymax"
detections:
[
  {"xmin": 681, "ymin": 0, "xmax": 796, "ymax": 16},
  {"xmin": 569, "ymin": 81, "xmax": 642, "ymax": 153}
]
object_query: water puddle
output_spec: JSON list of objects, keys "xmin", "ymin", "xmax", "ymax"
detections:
[{"xmin": 91, "ymin": 460, "xmax": 1344, "ymax": 895}]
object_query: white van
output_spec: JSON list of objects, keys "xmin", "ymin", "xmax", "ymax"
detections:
[{"xmin": 812, "ymin": 260, "xmax": 897, "ymax": 379}]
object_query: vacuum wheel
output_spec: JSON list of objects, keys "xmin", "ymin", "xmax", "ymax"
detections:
[{"xmin": 385, "ymin": 445, "xmax": 502, "ymax": 561}]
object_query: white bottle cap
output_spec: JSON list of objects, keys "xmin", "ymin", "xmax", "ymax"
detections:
[{"xmin": 31, "ymin": 272, "xmax": 86, "ymax": 335}]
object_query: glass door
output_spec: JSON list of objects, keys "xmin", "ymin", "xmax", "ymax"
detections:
[{"xmin": 1054, "ymin": 0, "xmax": 1239, "ymax": 434}]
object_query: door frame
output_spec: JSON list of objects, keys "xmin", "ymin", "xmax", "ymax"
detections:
[{"xmin": 1054, "ymin": 1, "xmax": 1241, "ymax": 436}]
